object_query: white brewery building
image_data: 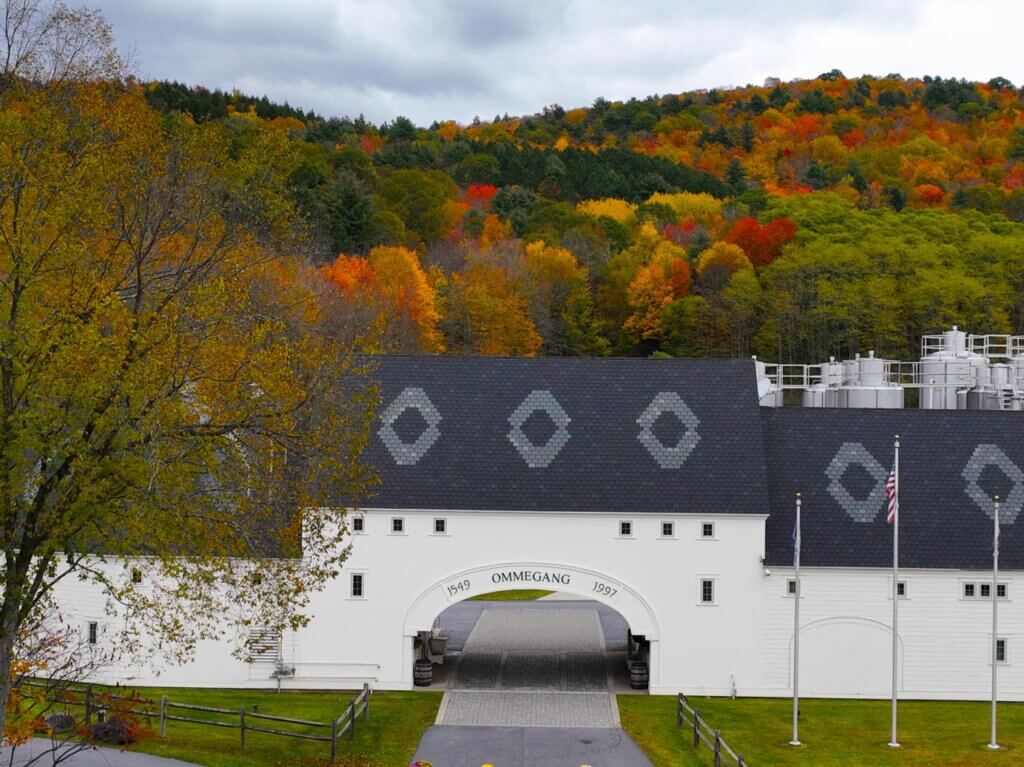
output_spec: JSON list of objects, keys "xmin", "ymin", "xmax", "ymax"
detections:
[{"xmin": 58, "ymin": 328, "xmax": 1024, "ymax": 700}]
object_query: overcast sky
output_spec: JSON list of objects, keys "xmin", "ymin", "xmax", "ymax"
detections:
[{"xmin": 82, "ymin": 0, "xmax": 1024, "ymax": 125}]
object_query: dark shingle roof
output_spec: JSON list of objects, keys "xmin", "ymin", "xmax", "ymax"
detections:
[
  {"xmin": 762, "ymin": 408, "xmax": 1024, "ymax": 570},
  {"xmin": 361, "ymin": 356, "xmax": 770, "ymax": 516},
  {"xmin": 358, "ymin": 355, "xmax": 1024, "ymax": 571}
]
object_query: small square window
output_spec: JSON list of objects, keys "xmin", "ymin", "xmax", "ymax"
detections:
[
  {"xmin": 130, "ymin": 568, "xmax": 142, "ymax": 584},
  {"xmin": 701, "ymin": 522, "xmax": 715, "ymax": 539},
  {"xmin": 700, "ymin": 578, "xmax": 715, "ymax": 604},
  {"xmin": 787, "ymin": 579, "xmax": 797, "ymax": 596},
  {"xmin": 87, "ymin": 622, "xmax": 98, "ymax": 645},
  {"xmin": 352, "ymin": 516, "xmax": 365, "ymax": 533},
  {"xmin": 896, "ymin": 581, "xmax": 907, "ymax": 598},
  {"xmin": 661, "ymin": 521, "xmax": 674, "ymax": 538},
  {"xmin": 619, "ymin": 520, "xmax": 633, "ymax": 537},
  {"xmin": 433, "ymin": 517, "xmax": 447, "ymax": 534},
  {"xmin": 980, "ymin": 583, "xmax": 991, "ymax": 598},
  {"xmin": 963, "ymin": 583, "xmax": 976, "ymax": 599},
  {"xmin": 997, "ymin": 583, "xmax": 1007, "ymax": 599},
  {"xmin": 996, "ymin": 638, "xmax": 1007, "ymax": 664},
  {"xmin": 351, "ymin": 573, "xmax": 364, "ymax": 598},
  {"xmin": 391, "ymin": 517, "xmax": 405, "ymax": 534}
]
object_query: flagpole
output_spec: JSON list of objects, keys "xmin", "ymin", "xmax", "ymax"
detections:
[
  {"xmin": 888, "ymin": 435, "xmax": 900, "ymax": 749},
  {"xmin": 988, "ymin": 496, "xmax": 1000, "ymax": 750},
  {"xmin": 790, "ymin": 492, "xmax": 801, "ymax": 747}
]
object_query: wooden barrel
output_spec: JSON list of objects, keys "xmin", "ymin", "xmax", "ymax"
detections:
[
  {"xmin": 414, "ymin": 659, "xmax": 433, "ymax": 687},
  {"xmin": 629, "ymin": 661, "xmax": 649, "ymax": 690}
]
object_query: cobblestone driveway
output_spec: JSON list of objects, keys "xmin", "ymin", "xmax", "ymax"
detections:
[
  {"xmin": 416, "ymin": 601, "xmax": 652, "ymax": 765},
  {"xmin": 439, "ymin": 606, "xmax": 618, "ymax": 728}
]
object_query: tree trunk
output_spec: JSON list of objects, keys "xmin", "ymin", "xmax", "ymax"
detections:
[{"xmin": 0, "ymin": 629, "xmax": 15, "ymax": 738}]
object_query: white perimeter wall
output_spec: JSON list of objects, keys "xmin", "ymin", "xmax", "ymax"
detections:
[{"xmin": 50, "ymin": 509, "xmax": 1024, "ymax": 701}]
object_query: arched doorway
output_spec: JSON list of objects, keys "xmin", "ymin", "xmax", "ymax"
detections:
[{"xmin": 402, "ymin": 562, "xmax": 660, "ymax": 721}]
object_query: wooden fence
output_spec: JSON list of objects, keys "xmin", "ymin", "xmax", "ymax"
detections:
[
  {"xmin": 677, "ymin": 693, "xmax": 749, "ymax": 767},
  {"xmin": 23, "ymin": 679, "xmax": 372, "ymax": 761}
]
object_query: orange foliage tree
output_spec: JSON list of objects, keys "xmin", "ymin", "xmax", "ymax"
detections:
[
  {"xmin": 323, "ymin": 247, "xmax": 444, "ymax": 352},
  {"xmin": 625, "ymin": 242, "xmax": 692, "ymax": 340}
]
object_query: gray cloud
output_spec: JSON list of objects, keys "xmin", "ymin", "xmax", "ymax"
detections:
[{"xmin": 80, "ymin": 0, "xmax": 1024, "ymax": 124}]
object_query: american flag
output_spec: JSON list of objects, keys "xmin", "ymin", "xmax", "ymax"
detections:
[{"xmin": 885, "ymin": 466, "xmax": 898, "ymax": 524}]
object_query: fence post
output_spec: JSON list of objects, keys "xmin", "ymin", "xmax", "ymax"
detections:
[
  {"xmin": 363, "ymin": 683, "xmax": 370, "ymax": 723},
  {"xmin": 676, "ymin": 694, "xmax": 682, "ymax": 727},
  {"xmin": 85, "ymin": 685, "xmax": 93, "ymax": 726},
  {"xmin": 348, "ymin": 700, "xmax": 356, "ymax": 739},
  {"xmin": 330, "ymin": 716, "xmax": 338, "ymax": 761},
  {"xmin": 159, "ymin": 696, "xmax": 167, "ymax": 737},
  {"xmin": 240, "ymin": 707, "xmax": 247, "ymax": 751},
  {"xmin": 692, "ymin": 708, "xmax": 700, "ymax": 749},
  {"xmin": 714, "ymin": 730, "xmax": 722, "ymax": 767}
]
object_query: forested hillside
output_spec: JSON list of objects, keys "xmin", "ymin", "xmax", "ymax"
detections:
[{"xmin": 143, "ymin": 72, "xmax": 1024, "ymax": 363}]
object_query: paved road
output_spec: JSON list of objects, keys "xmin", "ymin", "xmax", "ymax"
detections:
[
  {"xmin": 413, "ymin": 725, "xmax": 652, "ymax": 767},
  {"xmin": 1, "ymin": 739, "xmax": 200, "ymax": 766},
  {"xmin": 413, "ymin": 599, "xmax": 652, "ymax": 766}
]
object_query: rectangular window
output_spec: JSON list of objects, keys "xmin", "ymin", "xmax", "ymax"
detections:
[
  {"xmin": 87, "ymin": 622, "xmax": 98, "ymax": 645},
  {"xmin": 350, "ymin": 573, "xmax": 364, "ymax": 598},
  {"xmin": 963, "ymin": 583, "xmax": 976, "ymax": 599},
  {"xmin": 391, "ymin": 517, "xmax": 405, "ymax": 534},
  {"xmin": 433, "ymin": 517, "xmax": 447, "ymax": 534},
  {"xmin": 995, "ymin": 638, "xmax": 1007, "ymax": 664},
  {"xmin": 700, "ymin": 578, "xmax": 715, "ymax": 604},
  {"xmin": 661, "ymin": 521, "xmax": 674, "ymax": 538},
  {"xmin": 130, "ymin": 568, "xmax": 142, "ymax": 584},
  {"xmin": 980, "ymin": 583, "xmax": 991, "ymax": 598},
  {"xmin": 896, "ymin": 581, "xmax": 907, "ymax": 598},
  {"xmin": 786, "ymin": 579, "xmax": 797, "ymax": 596},
  {"xmin": 352, "ymin": 516, "xmax": 364, "ymax": 533},
  {"xmin": 701, "ymin": 522, "xmax": 715, "ymax": 539},
  {"xmin": 619, "ymin": 520, "xmax": 633, "ymax": 537},
  {"xmin": 997, "ymin": 583, "xmax": 1007, "ymax": 599}
]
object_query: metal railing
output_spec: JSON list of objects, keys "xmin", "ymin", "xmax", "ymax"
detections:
[
  {"xmin": 23, "ymin": 679, "xmax": 372, "ymax": 761},
  {"xmin": 677, "ymin": 693, "xmax": 748, "ymax": 767}
]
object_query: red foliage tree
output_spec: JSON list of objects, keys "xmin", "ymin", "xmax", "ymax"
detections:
[
  {"xmin": 724, "ymin": 216, "xmax": 797, "ymax": 266},
  {"xmin": 466, "ymin": 184, "xmax": 498, "ymax": 209}
]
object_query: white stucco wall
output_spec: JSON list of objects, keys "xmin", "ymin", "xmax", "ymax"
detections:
[{"xmin": 49, "ymin": 509, "xmax": 1022, "ymax": 701}]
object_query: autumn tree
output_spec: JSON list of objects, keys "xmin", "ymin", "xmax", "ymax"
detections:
[
  {"xmin": 0, "ymin": 0, "xmax": 127, "ymax": 94},
  {"xmin": 523, "ymin": 242, "xmax": 607, "ymax": 355},
  {"xmin": 439, "ymin": 253, "xmax": 542, "ymax": 356},
  {"xmin": 724, "ymin": 216, "xmax": 797, "ymax": 266},
  {"xmin": 0, "ymin": 79, "xmax": 375, "ymax": 741},
  {"xmin": 323, "ymin": 246, "xmax": 443, "ymax": 353},
  {"xmin": 625, "ymin": 241, "xmax": 691, "ymax": 341}
]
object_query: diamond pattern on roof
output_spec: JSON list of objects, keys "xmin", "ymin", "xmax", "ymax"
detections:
[
  {"xmin": 962, "ymin": 444, "xmax": 1023, "ymax": 525},
  {"xmin": 636, "ymin": 392, "xmax": 701, "ymax": 469},
  {"xmin": 825, "ymin": 442, "xmax": 887, "ymax": 523},
  {"xmin": 507, "ymin": 390, "xmax": 571, "ymax": 468},
  {"xmin": 377, "ymin": 386, "xmax": 442, "ymax": 466}
]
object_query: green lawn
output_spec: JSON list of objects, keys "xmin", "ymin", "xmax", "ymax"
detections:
[
  {"xmin": 67, "ymin": 687, "xmax": 440, "ymax": 767},
  {"xmin": 619, "ymin": 695, "xmax": 1024, "ymax": 767},
  {"xmin": 468, "ymin": 589, "xmax": 553, "ymax": 600}
]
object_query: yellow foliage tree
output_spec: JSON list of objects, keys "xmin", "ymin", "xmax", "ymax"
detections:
[
  {"xmin": 696, "ymin": 242, "xmax": 753, "ymax": 279},
  {"xmin": 576, "ymin": 198, "xmax": 638, "ymax": 226},
  {"xmin": 645, "ymin": 191, "xmax": 723, "ymax": 229}
]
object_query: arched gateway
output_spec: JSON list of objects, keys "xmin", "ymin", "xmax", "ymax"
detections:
[
  {"xmin": 404, "ymin": 561, "xmax": 659, "ymax": 638},
  {"xmin": 403, "ymin": 562, "xmax": 660, "ymax": 688}
]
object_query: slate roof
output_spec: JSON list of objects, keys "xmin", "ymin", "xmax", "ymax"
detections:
[
  {"xmin": 360, "ymin": 356, "xmax": 770, "ymax": 516},
  {"xmin": 357, "ymin": 355, "xmax": 1024, "ymax": 571},
  {"xmin": 761, "ymin": 408, "xmax": 1024, "ymax": 570}
]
